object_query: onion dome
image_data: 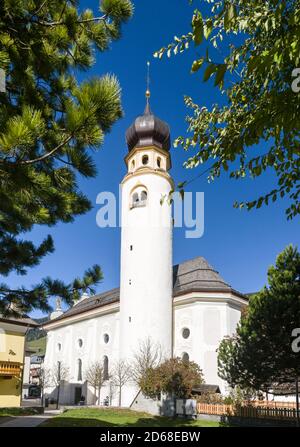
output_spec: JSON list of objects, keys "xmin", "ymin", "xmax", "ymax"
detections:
[{"xmin": 126, "ymin": 100, "xmax": 171, "ymax": 152}]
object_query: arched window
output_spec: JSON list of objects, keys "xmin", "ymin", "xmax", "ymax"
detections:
[
  {"xmin": 131, "ymin": 187, "xmax": 148, "ymax": 209},
  {"xmin": 57, "ymin": 343, "xmax": 62, "ymax": 352},
  {"xmin": 140, "ymin": 190, "xmax": 147, "ymax": 202},
  {"xmin": 131, "ymin": 159, "xmax": 135, "ymax": 170},
  {"xmin": 103, "ymin": 356, "xmax": 109, "ymax": 380},
  {"xmin": 182, "ymin": 352, "xmax": 189, "ymax": 363},
  {"xmin": 132, "ymin": 192, "xmax": 139, "ymax": 205},
  {"xmin": 142, "ymin": 155, "xmax": 149, "ymax": 166},
  {"xmin": 157, "ymin": 157, "xmax": 161, "ymax": 168},
  {"xmin": 78, "ymin": 339, "xmax": 83, "ymax": 348},
  {"xmin": 103, "ymin": 333, "xmax": 109, "ymax": 344},
  {"xmin": 77, "ymin": 359, "xmax": 82, "ymax": 381}
]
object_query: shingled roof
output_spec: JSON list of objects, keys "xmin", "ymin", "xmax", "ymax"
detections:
[{"xmin": 43, "ymin": 257, "xmax": 246, "ymax": 327}]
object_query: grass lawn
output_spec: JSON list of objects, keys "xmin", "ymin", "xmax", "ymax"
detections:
[
  {"xmin": 41, "ymin": 408, "xmax": 220, "ymax": 427},
  {"xmin": 0, "ymin": 407, "xmax": 40, "ymax": 417},
  {"xmin": 0, "ymin": 407, "xmax": 41, "ymax": 424}
]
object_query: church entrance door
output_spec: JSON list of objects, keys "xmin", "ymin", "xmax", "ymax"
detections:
[{"xmin": 74, "ymin": 386, "xmax": 82, "ymax": 405}]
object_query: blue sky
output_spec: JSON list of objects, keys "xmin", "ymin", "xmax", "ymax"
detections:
[{"xmin": 7, "ymin": 1, "xmax": 300, "ymax": 317}]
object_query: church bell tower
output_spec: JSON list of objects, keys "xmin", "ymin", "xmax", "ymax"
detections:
[{"xmin": 119, "ymin": 79, "xmax": 173, "ymax": 405}]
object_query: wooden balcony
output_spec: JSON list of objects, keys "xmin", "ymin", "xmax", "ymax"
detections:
[{"xmin": 0, "ymin": 361, "xmax": 22, "ymax": 376}]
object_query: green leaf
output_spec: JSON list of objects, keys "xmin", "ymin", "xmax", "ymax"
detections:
[
  {"xmin": 192, "ymin": 11, "xmax": 203, "ymax": 46},
  {"xmin": 214, "ymin": 64, "xmax": 227, "ymax": 86},
  {"xmin": 191, "ymin": 58, "xmax": 204, "ymax": 73},
  {"xmin": 224, "ymin": 4, "xmax": 236, "ymax": 30},
  {"xmin": 204, "ymin": 19, "xmax": 213, "ymax": 39},
  {"xmin": 203, "ymin": 63, "xmax": 217, "ymax": 82}
]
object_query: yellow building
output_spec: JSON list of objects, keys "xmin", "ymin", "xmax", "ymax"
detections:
[{"xmin": 0, "ymin": 316, "xmax": 37, "ymax": 407}]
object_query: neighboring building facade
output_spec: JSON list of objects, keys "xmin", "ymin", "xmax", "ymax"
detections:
[
  {"xmin": 0, "ymin": 317, "xmax": 37, "ymax": 407},
  {"xmin": 43, "ymin": 96, "xmax": 248, "ymax": 407}
]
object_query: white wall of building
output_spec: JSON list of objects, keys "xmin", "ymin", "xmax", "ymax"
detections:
[
  {"xmin": 44, "ymin": 310, "xmax": 120, "ymax": 406},
  {"xmin": 173, "ymin": 296, "xmax": 244, "ymax": 394},
  {"xmin": 43, "ymin": 292, "xmax": 245, "ymax": 405}
]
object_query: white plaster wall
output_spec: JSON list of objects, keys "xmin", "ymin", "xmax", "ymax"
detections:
[
  {"xmin": 44, "ymin": 310, "xmax": 120, "ymax": 406},
  {"xmin": 119, "ymin": 171, "xmax": 173, "ymax": 406},
  {"xmin": 43, "ymin": 295, "xmax": 245, "ymax": 405},
  {"xmin": 173, "ymin": 300, "xmax": 243, "ymax": 394}
]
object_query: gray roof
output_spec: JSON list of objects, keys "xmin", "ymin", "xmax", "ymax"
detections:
[
  {"xmin": 192, "ymin": 384, "xmax": 221, "ymax": 394},
  {"xmin": 43, "ymin": 257, "xmax": 246, "ymax": 327},
  {"xmin": 173, "ymin": 256, "xmax": 233, "ymax": 296},
  {"xmin": 0, "ymin": 315, "xmax": 37, "ymax": 327}
]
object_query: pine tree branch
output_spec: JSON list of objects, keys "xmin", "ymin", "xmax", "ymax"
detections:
[{"xmin": 32, "ymin": 14, "xmax": 108, "ymax": 27}]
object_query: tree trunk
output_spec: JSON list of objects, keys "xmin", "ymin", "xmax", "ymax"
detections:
[
  {"xmin": 94, "ymin": 386, "xmax": 97, "ymax": 405},
  {"xmin": 296, "ymin": 377, "xmax": 299, "ymax": 427},
  {"xmin": 56, "ymin": 383, "xmax": 60, "ymax": 410},
  {"xmin": 119, "ymin": 385, "xmax": 121, "ymax": 407},
  {"xmin": 98, "ymin": 386, "xmax": 101, "ymax": 406}
]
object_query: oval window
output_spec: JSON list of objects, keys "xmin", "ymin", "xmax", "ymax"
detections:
[
  {"xmin": 182, "ymin": 328, "xmax": 190, "ymax": 339},
  {"xmin": 103, "ymin": 333, "xmax": 110, "ymax": 344}
]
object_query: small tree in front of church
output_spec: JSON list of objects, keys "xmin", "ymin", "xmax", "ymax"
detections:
[
  {"xmin": 85, "ymin": 362, "xmax": 106, "ymax": 405},
  {"xmin": 111, "ymin": 360, "xmax": 131, "ymax": 407},
  {"xmin": 140, "ymin": 357, "xmax": 204, "ymax": 400}
]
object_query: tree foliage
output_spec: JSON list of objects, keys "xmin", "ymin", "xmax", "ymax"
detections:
[
  {"xmin": 131, "ymin": 337, "xmax": 162, "ymax": 386},
  {"xmin": 155, "ymin": 0, "xmax": 300, "ymax": 219},
  {"xmin": 140, "ymin": 357, "xmax": 204, "ymax": 400},
  {"xmin": 0, "ymin": 0, "xmax": 133, "ymax": 315},
  {"xmin": 218, "ymin": 245, "xmax": 300, "ymax": 391}
]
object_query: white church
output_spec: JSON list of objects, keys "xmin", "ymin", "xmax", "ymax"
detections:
[{"xmin": 43, "ymin": 93, "xmax": 248, "ymax": 407}]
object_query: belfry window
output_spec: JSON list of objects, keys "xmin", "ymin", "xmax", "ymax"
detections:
[
  {"xmin": 140, "ymin": 190, "xmax": 147, "ymax": 202},
  {"xmin": 131, "ymin": 187, "xmax": 148, "ymax": 209},
  {"xmin": 142, "ymin": 155, "xmax": 149, "ymax": 166},
  {"xmin": 132, "ymin": 192, "xmax": 139, "ymax": 205},
  {"xmin": 77, "ymin": 359, "xmax": 82, "ymax": 381},
  {"xmin": 103, "ymin": 356, "xmax": 109, "ymax": 380}
]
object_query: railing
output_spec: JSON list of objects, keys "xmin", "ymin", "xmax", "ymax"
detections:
[
  {"xmin": 197, "ymin": 402, "xmax": 298, "ymax": 421},
  {"xmin": 197, "ymin": 403, "xmax": 234, "ymax": 416},
  {"xmin": 0, "ymin": 361, "xmax": 22, "ymax": 376}
]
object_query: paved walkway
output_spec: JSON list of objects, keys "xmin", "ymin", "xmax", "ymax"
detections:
[{"xmin": 0, "ymin": 410, "xmax": 60, "ymax": 427}]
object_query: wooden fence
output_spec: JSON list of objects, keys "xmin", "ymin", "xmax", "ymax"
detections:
[{"xmin": 197, "ymin": 402, "xmax": 298, "ymax": 421}]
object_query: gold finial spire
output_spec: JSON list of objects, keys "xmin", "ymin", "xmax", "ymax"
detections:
[{"xmin": 146, "ymin": 61, "xmax": 151, "ymax": 100}]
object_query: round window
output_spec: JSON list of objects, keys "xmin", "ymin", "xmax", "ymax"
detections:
[
  {"xmin": 103, "ymin": 334, "xmax": 110, "ymax": 344},
  {"xmin": 182, "ymin": 327, "xmax": 190, "ymax": 339},
  {"xmin": 78, "ymin": 339, "xmax": 83, "ymax": 348},
  {"xmin": 142, "ymin": 155, "xmax": 149, "ymax": 165}
]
